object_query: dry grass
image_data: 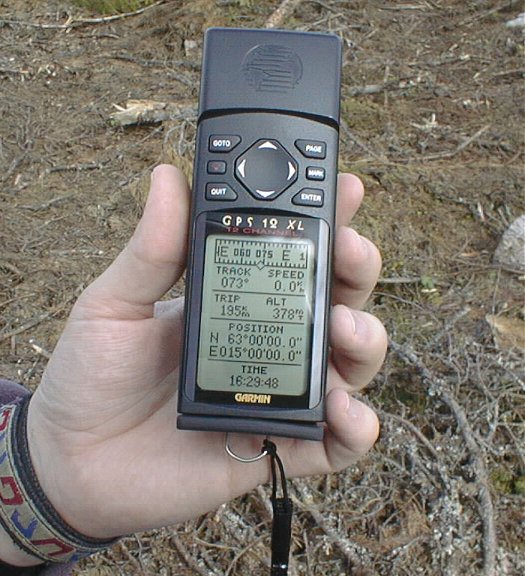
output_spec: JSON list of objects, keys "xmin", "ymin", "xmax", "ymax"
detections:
[
  {"xmin": 0, "ymin": 0, "xmax": 524, "ymax": 574},
  {"xmin": 70, "ymin": 0, "xmax": 157, "ymax": 15}
]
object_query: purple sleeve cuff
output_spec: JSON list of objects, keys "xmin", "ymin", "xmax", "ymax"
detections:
[
  {"xmin": 0, "ymin": 380, "xmax": 30, "ymax": 405},
  {"xmin": 0, "ymin": 379, "xmax": 76, "ymax": 576},
  {"xmin": 39, "ymin": 563, "xmax": 75, "ymax": 576}
]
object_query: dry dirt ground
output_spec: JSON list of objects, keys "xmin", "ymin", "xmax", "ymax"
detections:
[{"xmin": 1, "ymin": 1, "xmax": 524, "ymax": 575}]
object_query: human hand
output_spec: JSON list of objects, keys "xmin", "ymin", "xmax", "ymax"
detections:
[{"xmin": 26, "ymin": 165, "xmax": 386, "ymax": 542}]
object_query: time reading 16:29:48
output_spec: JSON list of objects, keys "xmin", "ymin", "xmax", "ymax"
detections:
[{"xmin": 229, "ymin": 375, "xmax": 280, "ymax": 389}]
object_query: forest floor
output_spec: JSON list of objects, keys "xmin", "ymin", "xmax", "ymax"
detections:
[{"xmin": 1, "ymin": 1, "xmax": 524, "ymax": 575}]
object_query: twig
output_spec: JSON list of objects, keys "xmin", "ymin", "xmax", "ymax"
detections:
[
  {"xmin": 45, "ymin": 163, "xmax": 105, "ymax": 174},
  {"xmin": 1, "ymin": 313, "xmax": 53, "ymax": 341},
  {"xmin": 0, "ymin": 67, "xmax": 30, "ymax": 76},
  {"xmin": 0, "ymin": 1, "xmax": 165, "ymax": 30},
  {"xmin": 265, "ymin": 0, "xmax": 304, "ymax": 28},
  {"xmin": 346, "ymin": 74, "xmax": 427, "ymax": 97},
  {"xmin": 419, "ymin": 125, "xmax": 490, "ymax": 161},
  {"xmin": 224, "ymin": 534, "xmax": 266, "ymax": 576},
  {"xmin": 0, "ymin": 297, "xmax": 74, "ymax": 342},
  {"xmin": 292, "ymin": 479, "xmax": 371, "ymax": 572},
  {"xmin": 0, "ymin": 261, "xmax": 24, "ymax": 277},
  {"xmin": 460, "ymin": 0, "xmax": 522, "ymax": 27},
  {"xmin": 389, "ymin": 339, "xmax": 497, "ymax": 576},
  {"xmin": 115, "ymin": 538, "xmax": 149, "ymax": 575},
  {"xmin": 380, "ymin": 3, "xmax": 431, "ymax": 10},
  {"xmin": 490, "ymin": 68, "xmax": 525, "ymax": 80},
  {"xmin": 256, "ymin": 485, "xmax": 273, "ymax": 517},
  {"xmin": 382, "ymin": 410, "xmax": 440, "ymax": 461},
  {"xmin": 380, "ymin": 409, "xmax": 449, "ymax": 489},
  {"xmin": 341, "ymin": 120, "xmax": 388, "ymax": 162},
  {"xmin": 172, "ymin": 531, "xmax": 222, "ymax": 576},
  {"xmin": 19, "ymin": 193, "xmax": 76, "ymax": 211},
  {"xmin": 109, "ymin": 52, "xmax": 200, "ymax": 71},
  {"xmin": 377, "ymin": 276, "xmax": 422, "ymax": 284},
  {"xmin": 28, "ymin": 339, "xmax": 52, "ymax": 360}
]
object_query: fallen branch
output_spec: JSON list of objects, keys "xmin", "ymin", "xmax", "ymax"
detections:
[
  {"xmin": 389, "ymin": 339, "xmax": 497, "ymax": 576},
  {"xmin": 265, "ymin": 0, "xmax": 304, "ymax": 28},
  {"xmin": 109, "ymin": 99, "xmax": 196, "ymax": 127}
]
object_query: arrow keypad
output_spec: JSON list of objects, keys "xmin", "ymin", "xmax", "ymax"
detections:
[{"xmin": 234, "ymin": 139, "xmax": 298, "ymax": 201}]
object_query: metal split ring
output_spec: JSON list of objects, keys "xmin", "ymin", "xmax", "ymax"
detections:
[{"xmin": 224, "ymin": 434, "xmax": 269, "ymax": 463}]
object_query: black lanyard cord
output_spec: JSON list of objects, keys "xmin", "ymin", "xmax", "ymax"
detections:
[{"xmin": 263, "ymin": 439, "xmax": 293, "ymax": 576}]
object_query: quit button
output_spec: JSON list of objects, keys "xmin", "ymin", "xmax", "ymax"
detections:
[{"xmin": 206, "ymin": 183, "xmax": 238, "ymax": 201}]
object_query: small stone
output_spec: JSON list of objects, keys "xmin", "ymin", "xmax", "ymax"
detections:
[
  {"xmin": 506, "ymin": 13, "xmax": 525, "ymax": 28},
  {"xmin": 184, "ymin": 39, "xmax": 199, "ymax": 58},
  {"xmin": 493, "ymin": 215, "xmax": 525, "ymax": 273}
]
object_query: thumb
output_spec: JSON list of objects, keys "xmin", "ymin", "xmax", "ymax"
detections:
[
  {"xmin": 323, "ymin": 388, "xmax": 380, "ymax": 472},
  {"xmin": 75, "ymin": 164, "xmax": 190, "ymax": 318}
]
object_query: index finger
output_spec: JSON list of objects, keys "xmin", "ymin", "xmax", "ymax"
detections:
[{"xmin": 335, "ymin": 173, "xmax": 364, "ymax": 228}]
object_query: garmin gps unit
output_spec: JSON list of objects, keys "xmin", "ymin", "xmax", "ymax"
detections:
[{"xmin": 177, "ymin": 27, "xmax": 342, "ymax": 441}]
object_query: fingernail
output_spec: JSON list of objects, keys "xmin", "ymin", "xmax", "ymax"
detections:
[
  {"xmin": 342, "ymin": 391, "xmax": 351, "ymax": 413},
  {"xmin": 151, "ymin": 165, "xmax": 161, "ymax": 182},
  {"xmin": 346, "ymin": 396, "xmax": 362, "ymax": 419},
  {"xmin": 346, "ymin": 227, "xmax": 369, "ymax": 258},
  {"xmin": 342, "ymin": 306, "xmax": 357, "ymax": 336}
]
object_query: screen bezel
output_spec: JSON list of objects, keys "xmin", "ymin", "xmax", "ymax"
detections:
[{"xmin": 181, "ymin": 209, "xmax": 329, "ymax": 414}]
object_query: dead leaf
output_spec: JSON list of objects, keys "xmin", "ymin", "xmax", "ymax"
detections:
[{"xmin": 485, "ymin": 314, "xmax": 525, "ymax": 352}]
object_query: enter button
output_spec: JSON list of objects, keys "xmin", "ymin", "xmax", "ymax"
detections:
[{"xmin": 292, "ymin": 188, "xmax": 324, "ymax": 207}]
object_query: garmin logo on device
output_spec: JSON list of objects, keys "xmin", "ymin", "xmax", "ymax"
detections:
[
  {"xmin": 235, "ymin": 393, "xmax": 272, "ymax": 404},
  {"xmin": 242, "ymin": 44, "xmax": 303, "ymax": 93}
]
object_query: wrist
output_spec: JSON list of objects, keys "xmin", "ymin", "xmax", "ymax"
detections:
[
  {"xmin": 0, "ymin": 397, "xmax": 117, "ymax": 564},
  {"xmin": 26, "ymin": 391, "xmax": 121, "ymax": 541}
]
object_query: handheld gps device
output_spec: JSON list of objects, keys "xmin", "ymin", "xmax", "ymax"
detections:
[{"xmin": 177, "ymin": 27, "xmax": 342, "ymax": 441}]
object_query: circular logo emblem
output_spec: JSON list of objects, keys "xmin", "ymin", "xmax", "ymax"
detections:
[{"xmin": 242, "ymin": 44, "xmax": 303, "ymax": 93}]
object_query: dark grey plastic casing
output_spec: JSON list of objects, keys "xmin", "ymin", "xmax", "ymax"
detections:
[
  {"xmin": 178, "ymin": 28, "xmax": 342, "ymax": 441},
  {"xmin": 199, "ymin": 28, "xmax": 341, "ymax": 126}
]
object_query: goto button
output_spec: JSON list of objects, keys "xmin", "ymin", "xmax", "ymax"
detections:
[
  {"xmin": 209, "ymin": 135, "xmax": 241, "ymax": 153},
  {"xmin": 205, "ymin": 183, "xmax": 238, "ymax": 201},
  {"xmin": 295, "ymin": 139, "xmax": 326, "ymax": 159}
]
